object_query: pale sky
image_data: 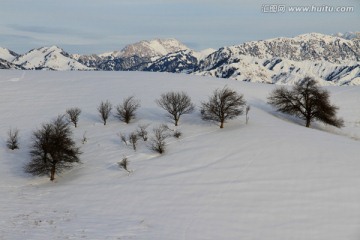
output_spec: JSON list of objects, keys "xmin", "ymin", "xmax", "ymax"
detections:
[{"xmin": 0, "ymin": 0, "xmax": 359, "ymax": 54}]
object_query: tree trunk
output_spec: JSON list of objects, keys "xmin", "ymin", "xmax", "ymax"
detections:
[
  {"xmin": 220, "ymin": 121, "xmax": 224, "ymax": 128},
  {"xmin": 174, "ymin": 115, "xmax": 179, "ymax": 126},
  {"xmin": 306, "ymin": 118, "xmax": 311, "ymax": 128},
  {"xmin": 50, "ymin": 166, "xmax": 56, "ymax": 181}
]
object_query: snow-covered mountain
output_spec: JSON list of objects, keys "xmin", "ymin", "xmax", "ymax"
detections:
[
  {"xmin": 0, "ymin": 47, "xmax": 19, "ymax": 62},
  {"xmin": 1, "ymin": 33, "xmax": 360, "ymax": 85},
  {"xmin": 0, "ymin": 58, "xmax": 24, "ymax": 70},
  {"xmin": 195, "ymin": 55, "xmax": 360, "ymax": 85},
  {"xmin": 194, "ymin": 33, "xmax": 360, "ymax": 85},
  {"xmin": 333, "ymin": 31, "xmax": 360, "ymax": 40},
  {"xmin": 199, "ymin": 33, "xmax": 359, "ymax": 66},
  {"xmin": 75, "ymin": 38, "xmax": 191, "ymax": 71},
  {"xmin": 145, "ymin": 50, "xmax": 201, "ymax": 73},
  {"xmin": 119, "ymin": 38, "xmax": 189, "ymax": 58},
  {"xmin": 13, "ymin": 46, "xmax": 91, "ymax": 71}
]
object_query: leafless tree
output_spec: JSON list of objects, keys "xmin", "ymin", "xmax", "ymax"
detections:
[
  {"xmin": 115, "ymin": 96, "xmax": 141, "ymax": 124},
  {"xmin": 149, "ymin": 125, "xmax": 169, "ymax": 154},
  {"xmin": 66, "ymin": 107, "xmax": 81, "ymax": 127},
  {"xmin": 201, "ymin": 86, "xmax": 246, "ymax": 128},
  {"xmin": 137, "ymin": 124, "xmax": 149, "ymax": 141},
  {"xmin": 268, "ymin": 76, "xmax": 344, "ymax": 128},
  {"xmin": 156, "ymin": 91, "xmax": 195, "ymax": 126},
  {"xmin": 6, "ymin": 128, "xmax": 19, "ymax": 150},
  {"xmin": 25, "ymin": 116, "xmax": 81, "ymax": 181},
  {"xmin": 98, "ymin": 100, "xmax": 112, "ymax": 125}
]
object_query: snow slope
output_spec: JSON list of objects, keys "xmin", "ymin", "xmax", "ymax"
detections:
[{"xmin": 0, "ymin": 71, "xmax": 359, "ymax": 239}]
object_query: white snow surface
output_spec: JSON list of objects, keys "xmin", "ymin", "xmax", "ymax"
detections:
[{"xmin": 0, "ymin": 70, "xmax": 360, "ymax": 240}]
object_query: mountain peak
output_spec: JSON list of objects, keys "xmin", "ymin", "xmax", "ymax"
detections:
[
  {"xmin": 0, "ymin": 47, "xmax": 19, "ymax": 62},
  {"xmin": 333, "ymin": 31, "xmax": 360, "ymax": 40},
  {"xmin": 119, "ymin": 38, "xmax": 189, "ymax": 58},
  {"xmin": 12, "ymin": 45, "xmax": 90, "ymax": 71}
]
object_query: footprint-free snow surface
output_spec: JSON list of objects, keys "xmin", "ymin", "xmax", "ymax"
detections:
[{"xmin": 0, "ymin": 70, "xmax": 359, "ymax": 239}]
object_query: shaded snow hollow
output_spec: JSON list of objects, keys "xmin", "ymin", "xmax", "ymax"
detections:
[{"xmin": 0, "ymin": 70, "xmax": 359, "ymax": 240}]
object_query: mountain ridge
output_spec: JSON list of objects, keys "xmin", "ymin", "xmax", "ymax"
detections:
[{"xmin": 1, "ymin": 32, "xmax": 359, "ymax": 85}]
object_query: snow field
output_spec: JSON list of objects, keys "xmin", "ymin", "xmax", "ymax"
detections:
[{"xmin": 0, "ymin": 70, "xmax": 359, "ymax": 239}]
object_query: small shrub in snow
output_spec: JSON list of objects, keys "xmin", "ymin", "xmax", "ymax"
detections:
[
  {"xmin": 115, "ymin": 96, "xmax": 141, "ymax": 124},
  {"xmin": 119, "ymin": 133, "xmax": 128, "ymax": 146},
  {"xmin": 149, "ymin": 125, "xmax": 169, "ymax": 154},
  {"xmin": 81, "ymin": 131, "xmax": 87, "ymax": 144},
  {"xmin": 97, "ymin": 100, "xmax": 112, "ymax": 125},
  {"xmin": 6, "ymin": 128, "xmax": 19, "ymax": 150},
  {"xmin": 245, "ymin": 105, "xmax": 251, "ymax": 124},
  {"xmin": 118, "ymin": 156, "xmax": 130, "ymax": 173},
  {"xmin": 173, "ymin": 130, "xmax": 182, "ymax": 139},
  {"xmin": 137, "ymin": 124, "xmax": 149, "ymax": 141},
  {"xmin": 66, "ymin": 107, "xmax": 81, "ymax": 128},
  {"xmin": 129, "ymin": 132, "xmax": 139, "ymax": 151}
]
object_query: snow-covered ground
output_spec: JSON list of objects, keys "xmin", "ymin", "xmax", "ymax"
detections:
[{"xmin": 0, "ymin": 70, "xmax": 359, "ymax": 240}]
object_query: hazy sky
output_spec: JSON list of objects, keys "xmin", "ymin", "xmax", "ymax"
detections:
[{"xmin": 0, "ymin": 0, "xmax": 359, "ymax": 54}]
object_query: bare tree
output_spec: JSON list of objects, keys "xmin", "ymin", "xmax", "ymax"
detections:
[
  {"xmin": 66, "ymin": 107, "xmax": 81, "ymax": 127},
  {"xmin": 6, "ymin": 128, "xmax": 19, "ymax": 150},
  {"xmin": 201, "ymin": 86, "xmax": 246, "ymax": 128},
  {"xmin": 137, "ymin": 124, "xmax": 149, "ymax": 141},
  {"xmin": 25, "ymin": 116, "xmax": 81, "ymax": 181},
  {"xmin": 115, "ymin": 96, "xmax": 141, "ymax": 124},
  {"xmin": 156, "ymin": 91, "xmax": 195, "ymax": 126},
  {"xmin": 98, "ymin": 100, "xmax": 112, "ymax": 125},
  {"xmin": 268, "ymin": 77, "xmax": 344, "ymax": 128},
  {"xmin": 149, "ymin": 125, "xmax": 169, "ymax": 154}
]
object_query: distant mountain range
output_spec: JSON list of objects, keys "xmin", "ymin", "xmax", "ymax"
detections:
[{"xmin": 1, "ymin": 32, "xmax": 359, "ymax": 85}]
